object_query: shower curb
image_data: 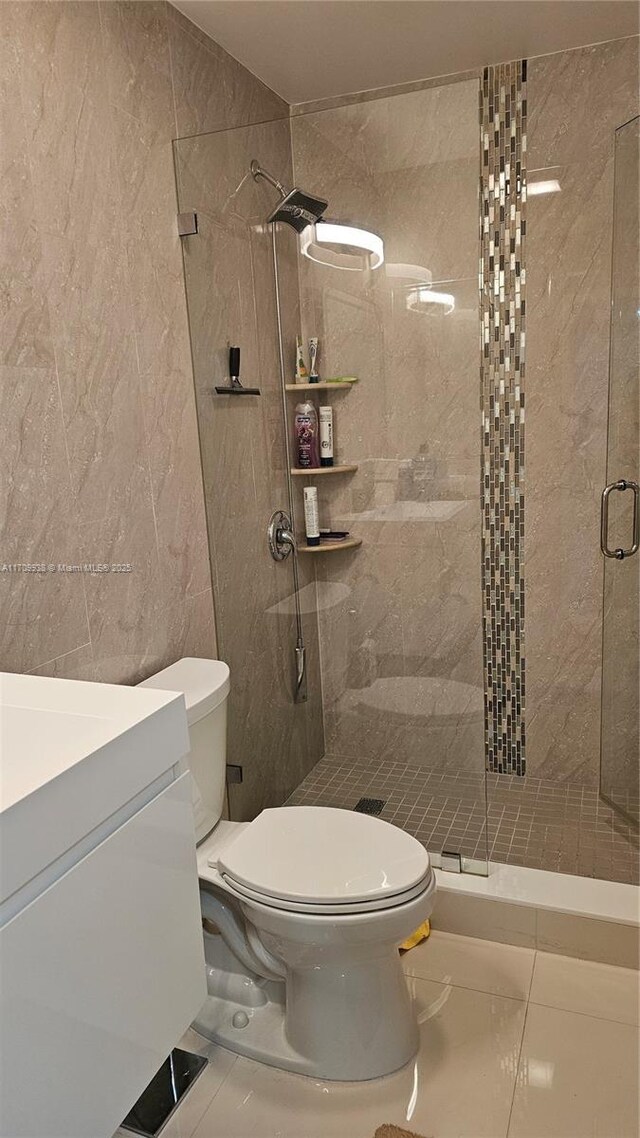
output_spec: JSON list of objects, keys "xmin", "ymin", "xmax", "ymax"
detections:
[{"xmin": 433, "ymin": 862, "xmax": 639, "ymax": 969}]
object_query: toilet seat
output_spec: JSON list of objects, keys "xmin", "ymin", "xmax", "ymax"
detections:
[
  {"xmin": 217, "ymin": 867, "xmax": 434, "ymax": 914},
  {"xmin": 208, "ymin": 805, "xmax": 432, "ymax": 913}
]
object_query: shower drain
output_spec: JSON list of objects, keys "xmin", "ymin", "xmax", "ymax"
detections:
[{"xmin": 354, "ymin": 797, "xmax": 386, "ymax": 816}]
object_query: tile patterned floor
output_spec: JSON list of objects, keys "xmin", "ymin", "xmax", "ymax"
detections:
[
  {"xmin": 285, "ymin": 754, "xmax": 639, "ymax": 885},
  {"xmin": 116, "ymin": 933, "xmax": 640, "ymax": 1138}
]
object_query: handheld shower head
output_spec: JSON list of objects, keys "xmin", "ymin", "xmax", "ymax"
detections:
[{"xmin": 251, "ymin": 159, "xmax": 328, "ymax": 233}]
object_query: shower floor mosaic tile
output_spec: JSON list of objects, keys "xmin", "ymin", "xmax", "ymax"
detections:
[{"xmin": 285, "ymin": 754, "xmax": 639, "ymax": 886}]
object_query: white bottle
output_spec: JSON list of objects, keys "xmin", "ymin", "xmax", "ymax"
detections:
[
  {"xmin": 303, "ymin": 486, "xmax": 320, "ymax": 546},
  {"xmin": 319, "ymin": 405, "xmax": 334, "ymax": 467}
]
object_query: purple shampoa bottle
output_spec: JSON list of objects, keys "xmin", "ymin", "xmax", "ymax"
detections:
[{"xmin": 294, "ymin": 401, "xmax": 320, "ymax": 468}]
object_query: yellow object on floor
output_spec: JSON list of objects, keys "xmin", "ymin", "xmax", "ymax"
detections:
[{"xmin": 399, "ymin": 919, "xmax": 430, "ymax": 952}]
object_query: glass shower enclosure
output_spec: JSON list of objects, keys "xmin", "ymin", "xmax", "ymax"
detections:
[
  {"xmin": 173, "ymin": 80, "xmax": 490, "ymax": 875},
  {"xmin": 599, "ymin": 115, "xmax": 640, "ymax": 827}
]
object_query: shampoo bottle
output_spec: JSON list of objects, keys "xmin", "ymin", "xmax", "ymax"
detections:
[
  {"xmin": 303, "ymin": 486, "xmax": 320, "ymax": 546},
  {"xmin": 319, "ymin": 405, "xmax": 334, "ymax": 467},
  {"xmin": 294, "ymin": 400, "xmax": 320, "ymax": 468}
]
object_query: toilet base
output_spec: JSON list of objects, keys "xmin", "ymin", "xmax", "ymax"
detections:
[
  {"xmin": 194, "ymin": 991, "xmax": 318, "ymax": 1077},
  {"xmin": 193, "ymin": 933, "xmax": 420, "ymax": 1081}
]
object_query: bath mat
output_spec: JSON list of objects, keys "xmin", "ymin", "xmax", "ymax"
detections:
[{"xmin": 374, "ymin": 1125, "xmax": 429, "ymax": 1138}]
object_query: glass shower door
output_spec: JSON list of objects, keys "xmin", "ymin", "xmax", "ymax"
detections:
[
  {"xmin": 173, "ymin": 122, "xmax": 325, "ymax": 822},
  {"xmin": 290, "ymin": 80, "xmax": 489, "ymax": 875},
  {"xmin": 600, "ymin": 116, "xmax": 640, "ymax": 826}
]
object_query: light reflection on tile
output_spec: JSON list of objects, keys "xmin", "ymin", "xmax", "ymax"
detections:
[
  {"xmin": 112, "ymin": 937, "xmax": 639, "ymax": 1138},
  {"xmin": 190, "ymin": 978, "xmax": 526, "ymax": 1138},
  {"xmin": 402, "ymin": 929, "xmax": 536, "ymax": 1001},
  {"xmin": 508, "ymin": 1003, "xmax": 639, "ymax": 1138},
  {"xmin": 529, "ymin": 950, "xmax": 640, "ymax": 1025}
]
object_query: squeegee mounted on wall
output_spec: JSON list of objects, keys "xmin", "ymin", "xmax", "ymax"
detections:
[{"xmin": 215, "ymin": 346, "xmax": 260, "ymax": 395}]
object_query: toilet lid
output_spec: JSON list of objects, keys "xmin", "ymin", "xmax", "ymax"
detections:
[{"xmin": 213, "ymin": 806, "xmax": 431, "ymax": 907}]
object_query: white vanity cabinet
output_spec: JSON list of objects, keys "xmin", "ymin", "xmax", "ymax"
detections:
[{"xmin": 0, "ymin": 673, "xmax": 207, "ymax": 1138}]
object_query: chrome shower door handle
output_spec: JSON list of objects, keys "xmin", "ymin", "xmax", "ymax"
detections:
[{"xmin": 600, "ymin": 479, "xmax": 640, "ymax": 559}]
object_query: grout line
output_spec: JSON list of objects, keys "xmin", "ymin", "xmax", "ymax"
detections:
[
  {"xmin": 527, "ymin": 950, "xmax": 538, "ymax": 1003},
  {"xmin": 184, "ymin": 1052, "xmax": 240, "ymax": 1138},
  {"xmin": 505, "ymin": 987, "xmax": 530, "ymax": 1136},
  {"xmin": 525, "ymin": 995, "xmax": 639, "ymax": 1030},
  {"xmin": 402, "ymin": 963, "xmax": 531, "ymax": 1005}
]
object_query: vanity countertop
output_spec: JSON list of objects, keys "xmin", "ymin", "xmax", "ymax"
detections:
[
  {"xmin": 0, "ymin": 671, "xmax": 189, "ymax": 910},
  {"xmin": 0, "ymin": 672, "xmax": 205, "ymax": 1138}
]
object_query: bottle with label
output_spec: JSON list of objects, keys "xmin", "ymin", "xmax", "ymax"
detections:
[
  {"xmin": 303, "ymin": 486, "xmax": 320, "ymax": 546},
  {"xmin": 294, "ymin": 401, "xmax": 320, "ymax": 468},
  {"xmin": 319, "ymin": 405, "xmax": 334, "ymax": 467}
]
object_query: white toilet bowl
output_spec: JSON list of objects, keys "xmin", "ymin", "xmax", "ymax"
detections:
[
  {"xmin": 194, "ymin": 806, "xmax": 436, "ymax": 1081},
  {"xmin": 139, "ymin": 658, "xmax": 436, "ymax": 1082}
]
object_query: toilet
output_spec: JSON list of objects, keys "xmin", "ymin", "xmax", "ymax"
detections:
[{"xmin": 139, "ymin": 657, "xmax": 436, "ymax": 1081}]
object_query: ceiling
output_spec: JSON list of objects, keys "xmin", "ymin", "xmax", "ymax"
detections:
[{"xmin": 170, "ymin": 0, "xmax": 639, "ymax": 104}]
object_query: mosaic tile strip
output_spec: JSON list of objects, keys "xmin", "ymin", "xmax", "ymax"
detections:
[{"xmin": 479, "ymin": 61, "xmax": 527, "ymax": 775}]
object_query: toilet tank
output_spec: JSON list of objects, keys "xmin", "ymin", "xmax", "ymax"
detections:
[{"xmin": 138, "ymin": 658, "xmax": 230, "ymax": 843}]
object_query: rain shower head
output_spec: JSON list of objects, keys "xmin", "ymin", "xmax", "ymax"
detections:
[{"xmin": 250, "ymin": 159, "xmax": 328, "ymax": 233}]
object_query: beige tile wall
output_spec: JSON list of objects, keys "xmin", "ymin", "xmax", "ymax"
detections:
[
  {"xmin": 0, "ymin": 1, "xmax": 286, "ymax": 684},
  {"xmin": 525, "ymin": 37, "xmax": 640, "ymax": 785}
]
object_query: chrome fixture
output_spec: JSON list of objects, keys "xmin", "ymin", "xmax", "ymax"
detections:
[
  {"xmin": 294, "ymin": 642, "xmax": 306, "ymax": 702},
  {"xmin": 300, "ymin": 220, "xmax": 384, "ymax": 271},
  {"xmin": 252, "ymin": 164, "xmax": 329, "ymax": 704},
  {"xmin": 250, "ymin": 159, "xmax": 328, "ymax": 233},
  {"xmin": 600, "ymin": 478, "xmax": 639, "ymax": 559},
  {"xmin": 440, "ymin": 850, "xmax": 462, "ymax": 873},
  {"xmin": 270, "ymin": 223, "xmax": 309, "ymax": 702},
  {"xmin": 121, "ymin": 1048, "xmax": 207, "ymax": 1137},
  {"xmin": 268, "ymin": 510, "xmax": 296, "ymax": 561}
]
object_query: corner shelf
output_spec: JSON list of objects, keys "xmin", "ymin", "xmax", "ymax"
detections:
[
  {"xmin": 291, "ymin": 464, "xmax": 358, "ymax": 476},
  {"xmin": 298, "ymin": 538, "xmax": 362, "ymax": 554},
  {"xmin": 285, "ymin": 381, "xmax": 357, "ymax": 392}
]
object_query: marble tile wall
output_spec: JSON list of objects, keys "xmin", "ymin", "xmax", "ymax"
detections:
[
  {"xmin": 525, "ymin": 37, "xmax": 640, "ymax": 785},
  {"xmin": 0, "ymin": 2, "xmax": 286, "ymax": 686},
  {"xmin": 173, "ymin": 119, "xmax": 324, "ymax": 819},
  {"xmin": 290, "ymin": 80, "xmax": 485, "ymax": 774}
]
